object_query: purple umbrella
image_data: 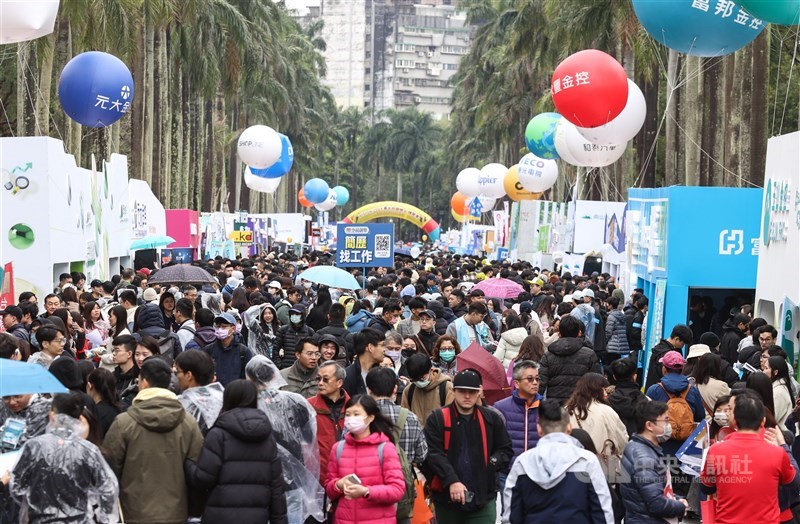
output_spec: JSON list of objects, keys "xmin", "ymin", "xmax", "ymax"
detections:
[{"xmin": 472, "ymin": 278, "xmax": 525, "ymax": 299}]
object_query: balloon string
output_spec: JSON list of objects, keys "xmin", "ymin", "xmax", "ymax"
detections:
[
  {"xmin": 770, "ymin": 28, "xmax": 789, "ymax": 136},
  {"xmin": 0, "ymin": 96, "xmax": 14, "ymax": 137},
  {"xmin": 779, "ymin": 26, "xmax": 800, "ymax": 136}
]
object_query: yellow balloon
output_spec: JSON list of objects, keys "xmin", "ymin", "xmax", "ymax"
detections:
[
  {"xmin": 504, "ymin": 165, "xmax": 543, "ymax": 201},
  {"xmin": 451, "ymin": 209, "xmax": 477, "ymax": 223},
  {"xmin": 287, "ymin": 237, "xmax": 293, "ymax": 243},
  {"xmin": 422, "ymin": 235, "xmax": 428, "ymax": 242}
]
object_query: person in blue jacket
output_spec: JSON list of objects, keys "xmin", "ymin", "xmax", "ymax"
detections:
[
  {"xmin": 502, "ymin": 399, "xmax": 614, "ymax": 524},
  {"xmin": 493, "ymin": 360, "xmax": 542, "ymax": 462},
  {"xmin": 620, "ymin": 400, "xmax": 689, "ymax": 523}
]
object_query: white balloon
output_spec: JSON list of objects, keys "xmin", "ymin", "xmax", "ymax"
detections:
[
  {"xmin": 478, "ymin": 163, "xmax": 508, "ymax": 199},
  {"xmin": 0, "ymin": 1, "xmax": 59, "ymax": 44},
  {"xmin": 314, "ymin": 189, "xmax": 338, "ymax": 211},
  {"xmin": 517, "ymin": 153, "xmax": 559, "ymax": 193},
  {"xmin": 477, "ymin": 195, "xmax": 496, "ymax": 212},
  {"xmin": 577, "ymin": 79, "xmax": 646, "ymax": 145},
  {"xmin": 565, "ymin": 123, "xmax": 627, "ymax": 167},
  {"xmin": 244, "ymin": 168, "xmax": 281, "ymax": 193},
  {"xmin": 456, "ymin": 167, "xmax": 481, "ymax": 198},
  {"xmin": 554, "ymin": 121, "xmax": 588, "ymax": 167},
  {"xmin": 237, "ymin": 125, "xmax": 282, "ymax": 169}
]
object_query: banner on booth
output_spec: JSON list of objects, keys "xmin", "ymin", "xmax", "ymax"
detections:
[{"xmin": 336, "ymin": 223, "xmax": 394, "ymax": 267}]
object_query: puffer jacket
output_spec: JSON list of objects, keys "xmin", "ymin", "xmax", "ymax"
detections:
[
  {"xmin": 493, "ymin": 327, "xmax": 529, "ymax": 369},
  {"xmin": 308, "ymin": 390, "xmax": 350, "ymax": 482},
  {"xmin": 493, "ymin": 390, "xmax": 542, "ymax": 461},
  {"xmin": 185, "ymin": 408, "xmax": 288, "ymax": 524},
  {"xmin": 719, "ymin": 318, "xmax": 745, "ymax": 365},
  {"xmin": 608, "ymin": 380, "xmax": 647, "ymax": 436},
  {"xmin": 620, "ymin": 434, "xmax": 687, "ymax": 523},
  {"xmin": 605, "ymin": 309, "xmax": 629, "ymax": 354},
  {"xmin": 274, "ymin": 323, "xmax": 315, "ymax": 369},
  {"xmin": 539, "ymin": 337, "xmax": 601, "ymax": 405},
  {"xmin": 345, "ymin": 310, "xmax": 375, "ymax": 334},
  {"xmin": 135, "ymin": 303, "xmax": 167, "ymax": 338},
  {"xmin": 644, "ymin": 372, "xmax": 705, "ymax": 455},
  {"xmin": 324, "ymin": 431, "xmax": 406, "ymax": 524}
]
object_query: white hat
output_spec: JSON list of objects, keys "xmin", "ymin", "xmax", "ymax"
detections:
[
  {"xmin": 583, "ymin": 289, "xmax": 595, "ymax": 299},
  {"xmin": 572, "ymin": 289, "xmax": 584, "ymax": 300},
  {"xmin": 686, "ymin": 344, "xmax": 711, "ymax": 360},
  {"xmin": 142, "ymin": 288, "xmax": 159, "ymax": 303},
  {"xmin": 562, "ymin": 294, "xmax": 573, "ymax": 303},
  {"xmin": 268, "ymin": 281, "xmax": 282, "ymax": 289}
]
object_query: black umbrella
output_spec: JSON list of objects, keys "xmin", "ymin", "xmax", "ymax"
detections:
[{"xmin": 148, "ymin": 264, "xmax": 215, "ymax": 285}]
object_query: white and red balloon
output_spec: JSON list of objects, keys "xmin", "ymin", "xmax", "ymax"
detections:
[{"xmin": 577, "ymin": 79, "xmax": 646, "ymax": 145}]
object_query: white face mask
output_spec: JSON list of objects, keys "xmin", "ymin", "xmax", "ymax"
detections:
[
  {"xmin": 656, "ymin": 422, "xmax": 673, "ymax": 443},
  {"xmin": 713, "ymin": 412, "xmax": 729, "ymax": 427},
  {"xmin": 344, "ymin": 415, "xmax": 369, "ymax": 435},
  {"xmin": 290, "ymin": 314, "xmax": 302, "ymax": 324},
  {"xmin": 303, "ymin": 282, "xmax": 312, "ymax": 290}
]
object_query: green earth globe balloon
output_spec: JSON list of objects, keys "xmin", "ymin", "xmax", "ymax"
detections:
[
  {"xmin": 525, "ymin": 113, "xmax": 562, "ymax": 160},
  {"xmin": 739, "ymin": 0, "xmax": 800, "ymax": 25}
]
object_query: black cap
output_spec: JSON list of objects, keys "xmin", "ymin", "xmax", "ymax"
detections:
[
  {"xmin": 468, "ymin": 288, "xmax": 485, "ymax": 297},
  {"xmin": 90, "ymin": 279, "xmax": 103, "ymax": 287},
  {"xmin": 453, "ymin": 369, "xmax": 482, "ymax": 390},
  {"xmin": 418, "ymin": 309, "xmax": 436, "ymax": 320},
  {"xmin": 0, "ymin": 305, "xmax": 23, "ymax": 320}
]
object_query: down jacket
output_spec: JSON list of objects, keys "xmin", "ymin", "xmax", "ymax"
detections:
[
  {"xmin": 539, "ymin": 337, "xmax": 601, "ymax": 405},
  {"xmin": 493, "ymin": 327, "xmax": 529, "ymax": 370},
  {"xmin": 605, "ymin": 309, "xmax": 630, "ymax": 355},
  {"xmin": 493, "ymin": 391, "xmax": 542, "ymax": 462},
  {"xmin": 620, "ymin": 434, "xmax": 687, "ymax": 523},
  {"xmin": 184, "ymin": 407, "xmax": 288, "ymax": 524},
  {"xmin": 274, "ymin": 323, "xmax": 315, "ymax": 369},
  {"xmin": 324, "ymin": 431, "xmax": 406, "ymax": 524}
]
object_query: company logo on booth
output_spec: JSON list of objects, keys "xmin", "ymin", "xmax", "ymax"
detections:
[{"xmin": 719, "ymin": 229, "xmax": 744, "ymax": 255}]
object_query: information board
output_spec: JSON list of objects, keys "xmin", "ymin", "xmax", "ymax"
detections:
[{"xmin": 336, "ymin": 223, "xmax": 394, "ymax": 267}]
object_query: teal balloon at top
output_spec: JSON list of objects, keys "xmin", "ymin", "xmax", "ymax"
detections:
[
  {"xmin": 333, "ymin": 186, "xmax": 349, "ymax": 206},
  {"xmin": 739, "ymin": 0, "xmax": 800, "ymax": 25},
  {"xmin": 525, "ymin": 113, "xmax": 562, "ymax": 160},
  {"xmin": 633, "ymin": 0, "xmax": 765, "ymax": 57}
]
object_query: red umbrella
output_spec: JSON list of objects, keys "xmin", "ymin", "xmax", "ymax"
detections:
[
  {"xmin": 455, "ymin": 342, "xmax": 511, "ymax": 405},
  {"xmin": 472, "ymin": 277, "xmax": 525, "ymax": 299}
]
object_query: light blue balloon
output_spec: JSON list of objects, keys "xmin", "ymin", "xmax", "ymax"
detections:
[
  {"xmin": 333, "ymin": 186, "xmax": 350, "ymax": 206},
  {"xmin": 633, "ymin": 0, "xmax": 765, "ymax": 57},
  {"xmin": 304, "ymin": 178, "xmax": 330, "ymax": 204},
  {"xmin": 250, "ymin": 134, "xmax": 293, "ymax": 179}
]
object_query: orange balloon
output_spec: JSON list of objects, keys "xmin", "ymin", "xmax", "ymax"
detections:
[
  {"xmin": 298, "ymin": 189, "xmax": 312, "ymax": 207},
  {"xmin": 504, "ymin": 165, "xmax": 543, "ymax": 201},
  {"xmin": 451, "ymin": 192, "xmax": 470, "ymax": 215}
]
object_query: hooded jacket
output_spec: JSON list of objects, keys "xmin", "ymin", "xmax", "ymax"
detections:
[
  {"xmin": 315, "ymin": 333, "xmax": 348, "ymax": 367},
  {"xmin": 501, "ymin": 432, "xmax": 614, "ymax": 524},
  {"xmin": 605, "ymin": 309, "xmax": 630, "ymax": 354},
  {"xmin": 184, "ymin": 407, "xmax": 288, "ymax": 524},
  {"xmin": 621, "ymin": 434, "xmax": 689, "ymax": 523},
  {"xmin": 104, "ymin": 388, "xmax": 204, "ymax": 524},
  {"xmin": 608, "ymin": 380, "xmax": 648, "ymax": 436},
  {"xmin": 493, "ymin": 327, "xmax": 529, "ymax": 370},
  {"xmin": 644, "ymin": 339, "xmax": 678, "ymax": 391},
  {"xmin": 644, "ymin": 372, "xmax": 705, "ymax": 453},
  {"xmin": 186, "ymin": 325, "xmax": 218, "ymax": 351},
  {"xmin": 400, "ymin": 368, "xmax": 454, "ymax": 425},
  {"xmin": 345, "ymin": 310, "xmax": 375, "ymax": 334},
  {"xmin": 539, "ymin": 337, "xmax": 601, "ymax": 405},
  {"xmin": 367, "ymin": 315, "xmax": 395, "ymax": 335},
  {"xmin": 324, "ymin": 432, "xmax": 406, "ymax": 524},
  {"xmin": 10, "ymin": 417, "xmax": 119, "ymax": 524},
  {"xmin": 134, "ymin": 303, "xmax": 167, "ymax": 338},
  {"xmin": 493, "ymin": 391, "xmax": 542, "ymax": 461},
  {"xmin": 274, "ymin": 321, "xmax": 315, "ymax": 369},
  {"xmin": 719, "ymin": 318, "xmax": 745, "ymax": 365}
]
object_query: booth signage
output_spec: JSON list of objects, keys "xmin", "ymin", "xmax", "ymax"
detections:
[{"xmin": 336, "ymin": 223, "xmax": 394, "ymax": 267}]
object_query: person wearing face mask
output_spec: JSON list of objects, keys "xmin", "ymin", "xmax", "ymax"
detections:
[
  {"xmin": 401, "ymin": 353, "xmax": 454, "ymax": 430},
  {"xmin": 325, "ymin": 394, "xmax": 406, "ymax": 524},
  {"xmin": 709, "ymin": 395, "xmax": 733, "ymax": 442},
  {"xmin": 201, "ymin": 312, "xmax": 254, "ymax": 386},
  {"xmin": 274, "ymin": 306, "xmax": 315, "ymax": 370},
  {"xmin": 620, "ymin": 400, "xmax": 690, "ymax": 523},
  {"xmin": 432, "ymin": 336, "xmax": 461, "ymax": 379},
  {"xmin": 415, "ymin": 309, "xmax": 440, "ymax": 356}
]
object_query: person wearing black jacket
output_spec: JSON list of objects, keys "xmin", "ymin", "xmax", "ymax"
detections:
[
  {"xmin": 274, "ymin": 307, "xmax": 315, "ymax": 369},
  {"xmin": 314, "ymin": 303, "xmax": 354, "ymax": 363},
  {"xmin": 367, "ymin": 299, "xmax": 402, "ymax": 335},
  {"xmin": 607, "ymin": 357, "xmax": 647, "ymax": 436},
  {"xmin": 538, "ymin": 316, "xmax": 602, "ymax": 405},
  {"xmin": 424, "ymin": 369, "xmax": 513, "ymax": 524},
  {"xmin": 719, "ymin": 313, "xmax": 749, "ymax": 365},
  {"xmin": 343, "ymin": 328, "xmax": 385, "ymax": 398},
  {"xmin": 643, "ymin": 324, "xmax": 692, "ymax": 391},
  {"xmin": 625, "ymin": 296, "xmax": 648, "ymax": 355},
  {"xmin": 185, "ymin": 380, "xmax": 288, "ymax": 524}
]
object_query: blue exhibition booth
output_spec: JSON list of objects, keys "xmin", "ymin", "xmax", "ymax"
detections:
[{"xmin": 627, "ymin": 186, "xmax": 763, "ymax": 381}]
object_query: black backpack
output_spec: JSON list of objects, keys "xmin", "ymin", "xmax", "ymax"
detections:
[{"xmin": 155, "ymin": 329, "xmax": 182, "ymax": 365}]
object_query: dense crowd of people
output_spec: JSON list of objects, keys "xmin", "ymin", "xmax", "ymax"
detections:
[{"xmin": 0, "ymin": 251, "xmax": 798, "ymax": 523}]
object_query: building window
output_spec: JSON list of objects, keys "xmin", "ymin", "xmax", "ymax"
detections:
[
  {"xmin": 365, "ymin": 84, "xmax": 371, "ymax": 91},
  {"xmin": 396, "ymin": 59, "xmax": 415, "ymax": 68}
]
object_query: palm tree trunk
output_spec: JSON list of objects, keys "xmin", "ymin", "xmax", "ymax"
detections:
[
  {"xmin": 725, "ymin": 53, "xmax": 743, "ymax": 187},
  {"xmin": 17, "ymin": 42, "xmax": 38, "ymax": 136},
  {"xmin": 636, "ymin": 63, "xmax": 659, "ymax": 188},
  {"xmin": 152, "ymin": 26, "xmax": 163, "ymax": 198},
  {"xmin": 700, "ymin": 58, "xmax": 722, "ymax": 186},
  {"xmin": 664, "ymin": 50, "xmax": 679, "ymax": 186},
  {"xmin": 750, "ymin": 31, "xmax": 769, "ymax": 187},
  {"xmin": 143, "ymin": 13, "xmax": 155, "ymax": 186},
  {"xmin": 159, "ymin": 27, "xmax": 172, "ymax": 205},
  {"xmin": 35, "ymin": 29, "xmax": 57, "ymax": 136},
  {"xmin": 684, "ymin": 55, "xmax": 702, "ymax": 186},
  {"xmin": 739, "ymin": 44, "xmax": 754, "ymax": 188}
]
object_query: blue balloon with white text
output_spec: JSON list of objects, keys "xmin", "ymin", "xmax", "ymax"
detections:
[
  {"xmin": 58, "ymin": 51, "xmax": 134, "ymax": 127},
  {"xmin": 249, "ymin": 134, "xmax": 293, "ymax": 179}
]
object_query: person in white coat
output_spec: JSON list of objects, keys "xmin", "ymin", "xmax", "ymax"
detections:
[
  {"xmin": 765, "ymin": 355, "xmax": 795, "ymax": 427},
  {"xmin": 494, "ymin": 313, "xmax": 529, "ymax": 370},
  {"xmin": 565, "ymin": 373, "xmax": 629, "ymax": 456}
]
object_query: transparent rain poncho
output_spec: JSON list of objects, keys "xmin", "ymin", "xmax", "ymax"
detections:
[
  {"xmin": 201, "ymin": 293, "xmax": 224, "ymax": 316},
  {"xmin": 243, "ymin": 304, "xmax": 277, "ymax": 359},
  {"xmin": 245, "ymin": 355, "xmax": 324, "ymax": 524},
  {"xmin": 9, "ymin": 415, "xmax": 119, "ymax": 523},
  {"xmin": 178, "ymin": 382, "xmax": 225, "ymax": 436}
]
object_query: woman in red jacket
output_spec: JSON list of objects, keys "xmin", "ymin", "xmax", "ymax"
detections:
[{"xmin": 325, "ymin": 394, "xmax": 406, "ymax": 524}]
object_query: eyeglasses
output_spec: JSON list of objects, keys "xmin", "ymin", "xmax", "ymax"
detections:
[
  {"xmin": 111, "ymin": 348, "xmax": 129, "ymax": 354},
  {"xmin": 51, "ymin": 338, "xmax": 66, "ymax": 345},
  {"xmin": 517, "ymin": 376, "xmax": 540, "ymax": 383},
  {"xmin": 302, "ymin": 352, "xmax": 321, "ymax": 358},
  {"xmin": 316, "ymin": 376, "xmax": 337, "ymax": 383}
]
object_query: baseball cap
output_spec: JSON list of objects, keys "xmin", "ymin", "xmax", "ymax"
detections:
[
  {"xmin": 214, "ymin": 312, "xmax": 237, "ymax": 326},
  {"xmin": 268, "ymin": 281, "xmax": 282, "ymax": 289},
  {"xmin": 0, "ymin": 305, "xmax": 23, "ymax": 320},
  {"xmin": 532, "ymin": 278, "xmax": 544, "ymax": 287},
  {"xmin": 583, "ymin": 289, "xmax": 595, "ymax": 299},
  {"xmin": 142, "ymin": 288, "xmax": 159, "ymax": 303},
  {"xmin": 90, "ymin": 279, "xmax": 103, "ymax": 288},
  {"xmin": 686, "ymin": 344, "xmax": 711, "ymax": 360},
  {"xmin": 289, "ymin": 305, "xmax": 305, "ymax": 315},
  {"xmin": 572, "ymin": 289, "xmax": 584, "ymax": 300},
  {"xmin": 453, "ymin": 369, "xmax": 482, "ymax": 391},
  {"xmin": 659, "ymin": 351, "xmax": 686, "ymax": 370},
  {"xmin": 137, "ymin": 268, "xmax": 151, "ymax": 277},
  {"xmin": 418, "ymin": 309, "xmax": 436, "ymax": 320}
]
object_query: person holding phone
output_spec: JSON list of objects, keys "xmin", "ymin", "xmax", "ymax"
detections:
[{"xmin": 325, "ymin": 394, "xmax": 405, "ymax": 524}]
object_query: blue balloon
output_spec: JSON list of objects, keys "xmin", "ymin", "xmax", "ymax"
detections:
[
  {"xmin": 525, "ymin": 113, "xmax": 562, "ymax": 160},
  {"xmin": 304, "ymin": 178, "xmax": 330, "ymax": 204},
  {"xmin": 632, "ymin": 0, "xmax": 765, "ymax": 57},
  {"xmin": 58, "ymin": 51, "xmax": 134, "ymax": 128},
  {"xmin": 333, "ymin": 186, "xmax": 350, "ymax": 206},
  {"xmin": 250, "ymin": 134, "xmax": 293, "ymax": 179}
]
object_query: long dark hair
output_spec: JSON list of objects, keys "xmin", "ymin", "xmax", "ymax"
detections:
[
  {"xmin": 221, "ymin": 379, "xmax": 259, "ymax": 413},
  {"xmin": 691, "ymin": 353, "xmax": 722, "ymax": 385},
  {"xmin": 709, "ymin": 395, "xmax": 731, "ymax": 440},
  {"xmin": 230, "ymin": 288, "xmax": 250, "ymax": 314},
  {"xmin": 767, "ymin": 356, "xmax": 796, "ymax": 406},
  {"xmin": 746, "ymin": 373, "xmax": 777, "ymax": 425},
  {"xmin": 260, "ymin": 304, "xmax": 280, "ymax": 334},
  {"xmin": 82, "ymin": 301, "xmax": 101, "ymax": 330},
  {"xmin": 87, "ymin": 368, "xmax": 120, "ymax": 408},
  {"xmin": 502, "ymin": 311, "xmax": 524, "ymax": 332},
  {"xmin": 306, "ymin": 286, "xmax": 333, "ymax": 331},
  {"xmin": 108, "ymin": 305, "xmax": 129, "ymax": 337},
  {"xmin": 345, "ymin": 394, "xmax": 396, "ymax": 442},
  {"xmin": 534, "ymin": 295, "xmax": 557, "ymax": 321},
  {"xmin": 515, "ymin": 334, "xmax": 544, "ymax": 362},
  {"xmin": 565, "ymin": 373, "xmax": 609, "ymax": 421}
]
